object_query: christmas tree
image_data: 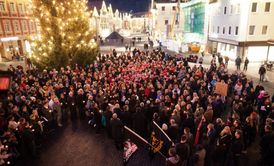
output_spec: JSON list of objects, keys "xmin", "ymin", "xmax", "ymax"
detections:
[{"xmin": 31, "ymin": 0, "xmax": 98, "ymax": 69}]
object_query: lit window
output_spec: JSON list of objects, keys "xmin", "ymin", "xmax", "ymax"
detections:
[
  {"xmin": 22, "ymin": 21, "xmax": 28, "ymax": 31},
  {"xmin": 19, "ymin": 4, "xmax": 24, "ymax": 13},
  {"xmin": 262, "ymin": 25, "xmax": 268, "ymax": 34},
  {"xmin": 0, "ymin": 1, "xmax": 5, "ymax": 12},
  {"xmin": 249, "ymin": 25, "xmax": 255, "ymax": 35},
  {"xmin": 3, "ymin": 21, "xmax": 11, "ymax": 32},
  {"xmin": 10, "ymin": 2, "xmax": 15, "ymax": 12},
  {"xmin": 251, "ymin": 3, "xmax": 257, "ymax": 12},
  {"xmin": 265, "ymin": 2, "xmax": 271, "ymax": 12},
  {"xmin": 13, "ymin": 21, "xmax": 20, "ymax": 32},
  {"xmin": 236, "ymin": 4, "xmax": 240, "ymax": 14},
  {"xmin": 30, "ymin": 21, "xmax": 35, "ymax": 31},
  {"xmin": 235, "ymin": 26, "xmax": 238, "ymax": 35}
]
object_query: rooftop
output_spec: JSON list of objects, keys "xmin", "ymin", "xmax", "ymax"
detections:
[{"xmin": 154, "ymin": 0, "xmax": 191, "ymax": 3}]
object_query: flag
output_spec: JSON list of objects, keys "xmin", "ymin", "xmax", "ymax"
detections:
[
  {"xmin": 123, "ymin": 126, "xmax": 150, "ymax": 163},
  {"xmin": 150, "ymin": 121, "xmax": 173, "ymax": 156},
  {"xmin": 124, "ymin": 126, "xmax": 150, "ymax": 148}
]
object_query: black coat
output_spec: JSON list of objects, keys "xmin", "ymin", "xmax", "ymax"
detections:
[
  {"xmin": 120, "ymin": 111, "xmax": 132, "ymax": 128},
  {"xmin": 110, "ymin": 118, "xmax": 123, "ymax": 141},
  {"xmin": 175, "ymin": 142, "xmax": 190, "ymax": 161},
  {"xmin": 132, "ymin": 111, "xmax": 147, "ymax": 137}
]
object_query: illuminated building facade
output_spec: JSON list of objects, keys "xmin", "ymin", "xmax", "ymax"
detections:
[
  {"xmin": 208, "ymin": 0, "xmax": 274, "ymax": 62},
  {"xmin": 150, "ymin": 0, "xmax": 184, "ymax": 45},
  {"xmin": 182, "ymin": 0, "xmax": 208, "ymax": 45},
  {"xmin": 91, "ymin": 1, "xmax": 149, "ymax": 38},
  {"xmin": 0, "ymin": 0, "xmax": 37, "ymax": 59}
]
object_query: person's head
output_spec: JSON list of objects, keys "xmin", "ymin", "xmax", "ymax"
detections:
[
  {"xmin": 112, "ymin": 113, "xmax": 118, "ymax": 119},
  {"xmin": 181, "ymin": 135, "xmax": 187, "ymax": 143},
  {"xmin": 184, "ymin": 127, "xmax": 190, "ymax": 134},
  {"xmin": 235, "ymin": 129, "xmax": 242, "ymax": 139},
  {"xmin": 162, "ymin": 123, "xmax": 168, "ymax": 131},
  {"xmin": 265, "ymin": 125, "xmax": 272, "ymax": 133},
  {"xmin": 170, "ymin": 118, "xmax": 176, "ymax": 125},
  {"xmin": 207, "ymin": 123, "xmax": 214, "ymax": 131},
  {"xmin": 221, "ymin": 126, "xmax": 231, "ymax": 136},
  {"xmin": 168, "ymin": 148, "xmax": 177, "ymax": 157}
]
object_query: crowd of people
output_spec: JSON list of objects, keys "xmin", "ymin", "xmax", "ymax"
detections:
[{"xmin": 0, "ymin": 48, "xmax": 274, "ymax": 166}]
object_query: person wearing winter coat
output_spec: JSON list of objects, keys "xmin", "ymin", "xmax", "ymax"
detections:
[
  {"xmin": 166, "ymin": 148, "xmax": 182, "ymax": 166},
  {"xmin": 110, "ymin": 113, "xmax": 124, "ymax": 150}
]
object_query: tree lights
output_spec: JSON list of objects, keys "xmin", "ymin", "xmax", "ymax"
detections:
[{"xmin": 31, "ymin": 0, "xmax": 98, "ymax": 69}]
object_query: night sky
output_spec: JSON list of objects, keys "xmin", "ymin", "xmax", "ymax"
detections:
[{"xmin": 89, "ymin": 0, "xmax": 150, "ymax": 13}]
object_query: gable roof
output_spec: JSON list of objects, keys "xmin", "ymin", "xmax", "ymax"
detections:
[{"xmin": 105, "ymin": 31, "xmax": 124, "ymax": 40}]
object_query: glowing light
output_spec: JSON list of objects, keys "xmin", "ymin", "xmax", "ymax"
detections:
[{"xmin": 0, "ymin": 37, "xmax": 19, "ymax": 42}]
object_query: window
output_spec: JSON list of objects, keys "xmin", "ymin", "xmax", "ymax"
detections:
[
  {"xmin": 165, "ymin": 20, "xmax": 168, "ymax": 25},
  {"xmin": 175, "ymin": 20, "xmax": 179, "ymax": 25},
  {"xmin": 13, "ymin": 21, "xmax": 20, "ymax": 32},
  {"xmin": 265, "ymin": 2, "xmax": 271, "ymax": 12},
  {"xmin": 3, "ymin": 20, "xmax": 11, "ymax": 32},
  {"xmin": 0, "ymin": 1, "xmax": 5, "ymax": 11},
  {"xmin": 236, "ymin": 4, "xmax": 240, "ymax": 14},
  {"xmin": 251, "ymin": 2, "xmax": 257, "ymax": 12},
  {"xmin": 217, "ymin": 26, "xmax": 220, "ymax": 33},
  {"xmin": 235, "ymin": 26, "xmax": 238, "ymax": 35},
  {"xmin": 9, "ymin": 2, "xmax": 15, "ymax": 12},
  {"xmin": 262, "ymin": 25, "xmax": 268, "ymax": 34},
  {"xmin": 224, "ymin": 6, "xmax": 227, "ymax": 14},
  {"xmin": 230, "ymin": 45, "xmax": 235, "ymax": 51},
  {"xmin": 229, "ymin": 26, "xmax": 231, "ymax": 34},
  {"xmin": 223, "ymin": 27, "xmax": 225, "ymax": 34},
  {"xmin": 249, "ymin": 25, "xmax": 255, "ymax": 35},
  {"xmin": 212, "ymin": 26, "xmax": 215, "ymax": 33},
  {"xmin": 172, "ymin": 6, "xmax": 176, "ymax": 11},
  {"xmin": 18, "ymin": 3, "xmax": 24, "ymax": 13},
  {"xmin": 22, "ymin": 21, "xmax": 28, "ymax": 31},
  {"xmin": 230, "ymin": 5, "xmax": 233, "ymax": 14},
  {"xmin": 30, "ymin": 21, "xmax": 35, "ymax": 31},
  {"xmin": 162, "ymin": 6, "xmax": 165, "ymax": 11}
]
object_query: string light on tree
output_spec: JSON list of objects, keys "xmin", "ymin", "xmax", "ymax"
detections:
[{"xmin": 31, "ymin": 0, "xmax": 98, "ymax": 69}]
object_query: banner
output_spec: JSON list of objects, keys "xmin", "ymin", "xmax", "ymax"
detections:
[
  {"xmin": 124, "ymin": 126, "xmax": 150, "ymax": 148},
  {"xmin": 215, "ymin": 82, "xmax": 228, "ymax": 96},
  {"xmin": 123, "ymin": 126, "xmax": 150, "ymax": 163},
  {"xmin": 150, "ymin": 121, "xmax": 173, "ymax": 156}
]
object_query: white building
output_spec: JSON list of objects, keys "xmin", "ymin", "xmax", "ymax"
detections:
[
  {"xmin": 91, "ymin": 1, "xmax": 150, "ymax": 38},
  {"xmin": 208, "ymin": 0, "xmax": 274, "ymax": 62},
  {"xmin": 150, "ymin": 0, "xmax": 185, "ymax": 50}
]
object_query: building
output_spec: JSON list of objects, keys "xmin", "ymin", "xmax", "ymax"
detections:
[
  {"xmin": 0, "ymin": 0, "xmax": 37, "ymax": 60},
  {"xmin": 150, "ymin": 0, "xmax": 185, "ymax": 48},
  {"xmin": 208, "ymin": 0, "xmax": 274, "ymax": 62},
  {"xmin": 90, "ymin": 1, "xmax": 151, "ymax": 39},
  {"xmin": 181, "ymin": 0, "xmax": 208, "ymax": 45},
  {"xmin": 131, "ymin": 12, "xmax": 150, "ymax": 33}
]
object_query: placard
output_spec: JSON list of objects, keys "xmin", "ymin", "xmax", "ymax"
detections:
[{"xmin": 215, "ymin": 82, "xmax": 228, "ymax": 96}]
